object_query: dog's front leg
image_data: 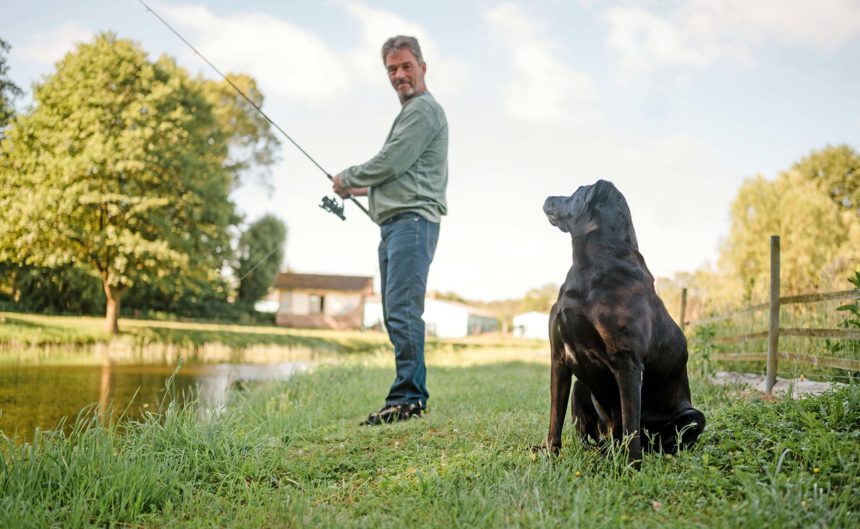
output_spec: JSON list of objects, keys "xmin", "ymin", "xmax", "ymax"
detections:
[
  {"xmin": 546, "ymin": 357, "xmax": 572, "ymax": 455},
  {"xmin": 615, "ymin": 359, "xmax": 643, "ymax": 469}
]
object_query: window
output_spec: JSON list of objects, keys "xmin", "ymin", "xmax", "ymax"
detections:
[{"xmin": 309, "ymin": 294, "xmax": 325, "ymax": 314}]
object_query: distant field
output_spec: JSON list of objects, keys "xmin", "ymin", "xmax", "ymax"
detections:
[{"xmin": 0, "ymin": 311, "xmax": 547, "ymax": 359}]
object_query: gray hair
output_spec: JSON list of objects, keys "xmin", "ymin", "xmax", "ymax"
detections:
[{"xmin": 381, "ymin": 35, "xmax": 424, "ymax": 65}]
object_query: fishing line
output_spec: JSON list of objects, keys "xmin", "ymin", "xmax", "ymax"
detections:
[{"xmin": 137, "ymin": 0, "xmax": 370, "ymax": 221}]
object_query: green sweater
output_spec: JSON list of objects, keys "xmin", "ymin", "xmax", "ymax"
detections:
[{"xmin": 341, "ymin": 92, "xmax": 448, "ymax": 225}]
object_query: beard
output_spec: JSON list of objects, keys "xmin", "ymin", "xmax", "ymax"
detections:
[{"xmin": 396, "ymin": 80, "xmax": 415, "ymax": 100}]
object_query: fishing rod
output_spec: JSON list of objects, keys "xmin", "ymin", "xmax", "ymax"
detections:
[{"xmin": 137, "ymin": 0, "xmax": 370, "ymax": 221}]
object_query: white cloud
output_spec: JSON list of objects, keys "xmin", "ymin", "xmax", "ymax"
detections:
[
  {"xmin": 341, "ymin": 1, "xmax": 468, "ymax": 98},
  {"xmin": 15, "ymin": 22, "xmax": 92, "ymax": 65},
  {"xmin": 703, "ymin": 0, "xmax": 860, "ymax": 50},
  {"xmin": 151, "ymin": 1, "xmax": 466, "ymax": 103},
  {"xmin": 603, "ymin": 0, "xmax": 860, "ymax": 77},
  {"xmin": 154, "ymin": 2, "xmax": 350, "ymax": 102},
  {"xmin": 483, "ymin": 3, "xmax": 595, "ymax": 123},
  {"xmin": 603, "ymin": 6, "xmax": 724, "ymax": 77}
]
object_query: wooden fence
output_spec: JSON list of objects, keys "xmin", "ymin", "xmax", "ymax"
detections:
[{"xmin": 682, "ymin": 235, "xmax": 860, "ymax": 394}]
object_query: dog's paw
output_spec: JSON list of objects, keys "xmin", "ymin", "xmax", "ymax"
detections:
[{"xmin": 529, "ymin": 443, "xmax": 560, "ymax": 457}]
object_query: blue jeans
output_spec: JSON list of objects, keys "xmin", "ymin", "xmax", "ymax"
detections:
[{"xmin": 378, "ymin": 212, "xmax": 440, "ymax": 407}]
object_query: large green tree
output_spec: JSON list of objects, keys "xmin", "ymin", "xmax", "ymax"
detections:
[
  {"xmin": 0, "ymin": 33, "xmax": 276, "ymax": 333},
  {"xmin": 234, "ymin": 214, "xmax": 287, "ymax": 307}
]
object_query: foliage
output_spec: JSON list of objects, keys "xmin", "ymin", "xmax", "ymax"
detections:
[
  {"xmin": 0, "ymin": 33, "xmax": 276, "ymax": 332},
  {"xmin": 837, "ymin": 271, "xmax": 860, "ymax": 329},
  {"xmin": 825, "ymin": 271, "xmax": 860, "ymax": 356},
  {"xmin": 0, "ymin": 262, "xmax": 104, "ymax": 315},
  {"xmin": 431, "ymin": 290, "xmax": 469, "ymax": 304},
  {"xmin": 467, "ymin": 283, "xmax": 558, "ymax": 331},
  {"xmin": 520, "ymin": 282, "xmax": 559, "ymax": 313},
  {"xmin": 1, "ymin": 348, "xmax": 858, "ymax": 528},
  {"xmin": 719, "ymin": 170, "xmax": 857, "ymax": 297},
  {"xmin": 234, "ymin": 214, "xmax": 287, "ymax": 306},
  {"xmin": 200, "ymin": 73, "xmax": 279, "ymax": 186},
  {"xmin": 660, "ymin": 145, "xmax": 860, "ymax": 313},
  {"xmin": 791, "ymin": 144, "xmax": 859, "ymax": 216},
  {"xmin": 0, "ymin": 37, "xmax": 22, "ymax": 132},
  {"xmin": 688, "ymin": 322, "xmax": 717, "ymax": 379},
  {"xmin": 120, "ymin": 270, "xmax": 241, "ymax": 320}
]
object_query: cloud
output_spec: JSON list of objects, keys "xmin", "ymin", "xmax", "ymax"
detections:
[
  {"xmin": 15, "ymin": 22, "xmax": 93, "ymax": 65},
  {"xmin": 154, "ymin": 2, "xmax": 350, "ymax": 102},
  {"xmin": 483, "ymin": 3, "xmax": 595, "ymax": 123},
  {"xmin": 602, "ymin": 6, "xmax": 723, "ymax": 77},
  {"xmin": 603, "ymin": 0, "xmax": 860, "ymax": 77},
  {"xmin": 151, "ymin": 2, "xmax": 466, "ymax": 103},
  {"xmin": 341, "ymin": 1, "xmax": 468, "ymax": 98},
  {"xmin": 707, "ymin": 0, "xmax": 860, "ymax": 50}
]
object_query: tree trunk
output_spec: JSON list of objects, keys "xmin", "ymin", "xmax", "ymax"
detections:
[{"xmin": 104, "ymin": 283, "xmax": 126, "ymax": 335}]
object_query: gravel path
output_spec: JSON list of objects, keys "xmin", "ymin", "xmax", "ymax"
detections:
[{"xmin": 712, "ymin": 371, "xmax": 841, "ymax": 396}]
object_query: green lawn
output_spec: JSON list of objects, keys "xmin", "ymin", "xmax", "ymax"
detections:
[{"xmin": 2, "ymin": 347, "xmax": 857, "ymax": 528}]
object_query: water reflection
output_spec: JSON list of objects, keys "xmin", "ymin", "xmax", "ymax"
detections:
[{"xmin": 0, "ymin": 361, "xmax": 310, "ymax": 442}]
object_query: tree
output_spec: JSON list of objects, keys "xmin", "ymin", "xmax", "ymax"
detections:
[
  {"xmin": 200, "ymin": 73, "xmax": 278, "ymax": 183},
  {"xmin": 520, "ymin": 283, "xmax": 559, "ymax": 313},
  {"xmin": 0, "ymin": 33, "xmax": 275, "ymax": 333},
  {"xmin": 791, "ymin": 144, "xmax": 859, "ymax": 215},
  {"xmin": 234, "ymin": 214, "xmax": 287, "ymax": 307},
  {"xmin": 0, "ymin": 37, "xmax": 22, "ymax": 132},
  {"xmin": 0, "ymin": 262, "xmax": 104, "ymax": 314},
  {"xmin": 719, "ymin": 171, "xmax": 853, "ymax": 297}
]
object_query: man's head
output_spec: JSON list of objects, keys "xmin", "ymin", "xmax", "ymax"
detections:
[{"xmin": 381, "ymin": 35, "xmax": 427, "ymax": 104}]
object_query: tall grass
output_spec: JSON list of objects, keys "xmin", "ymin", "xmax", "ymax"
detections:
[{"xmin": 2, "ymin": 348, "xmax": 858, "ymax": 528}]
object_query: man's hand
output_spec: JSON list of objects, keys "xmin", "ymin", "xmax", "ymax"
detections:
[
  {"xmin": 332, "ymin": 173, "xmax": 349, "ymax": 197},
  {"xmin": 333, "ymin": 173, "xmax": 369, "ymax": 197}
]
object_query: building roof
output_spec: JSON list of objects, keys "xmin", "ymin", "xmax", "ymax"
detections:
[{"xmin": 274, "ymin": 272, "xmax": 373, "ymax": 293}]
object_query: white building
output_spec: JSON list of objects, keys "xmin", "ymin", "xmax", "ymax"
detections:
[
  {"xmin": 364, "ymin": 297, "xmax": 499, "ymax": 338},
  {"xmin": 273, "ymin": 273, "xmax": 373, "ymax": 330},
  {"xmin": 512, "ymin": 311, "xmax": 550, "ymax": 340}
]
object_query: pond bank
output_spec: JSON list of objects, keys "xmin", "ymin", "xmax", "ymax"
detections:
[{"xmin": 1, "ymin": 348, "xmax": 857, "ymax": 528}]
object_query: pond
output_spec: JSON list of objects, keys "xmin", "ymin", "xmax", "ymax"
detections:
[{"xmin": 0, "ymin": 358, "xmax": 312, "ymax": 442}]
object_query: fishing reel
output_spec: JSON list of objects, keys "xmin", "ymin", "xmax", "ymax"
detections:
[{"xmin": 319, "ymin": 195, "xmax": 346, "ymax": 220}]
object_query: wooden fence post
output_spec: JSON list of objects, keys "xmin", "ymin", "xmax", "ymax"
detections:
[
  {"xmin": 766, "ymin": 235, "xmax": 780, "ymax": 394},
  {"xmin": 680, "ymin": 287, "xmax": 688, "ymax": 332}
]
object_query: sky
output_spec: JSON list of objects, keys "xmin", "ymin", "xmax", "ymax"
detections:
[{"xmin": 3, "ymin": 0, "xmax": 860, "ymax": 301}]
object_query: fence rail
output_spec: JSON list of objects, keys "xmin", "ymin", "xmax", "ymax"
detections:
[
  {"xmin": 687, "ymin": 290, "xmax": 859, "ymax": 326},
  {"xmin": 709, "ymin": 327, "xmax": 860, "ymax": 344},
  {"xmin": 713, "ymin": 352, "xmax": 860, "ymax": 372},
  {"xmin": 683, "ymin": 235, "xmax": 860, "ymax": 393}
]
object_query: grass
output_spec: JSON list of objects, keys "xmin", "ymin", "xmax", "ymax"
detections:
[{"xmin": 2, "ymin": 347, "xmax": 858, "ymax": 528}]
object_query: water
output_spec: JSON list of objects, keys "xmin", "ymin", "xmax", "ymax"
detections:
[{"xmin": 0, "ymin": 360, "xmax": 311, "ymax": 442}]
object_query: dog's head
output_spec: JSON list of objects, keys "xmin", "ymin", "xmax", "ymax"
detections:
[{"xmin": 543, "ymin": 179, "xmax": 638, "ymax": 248}]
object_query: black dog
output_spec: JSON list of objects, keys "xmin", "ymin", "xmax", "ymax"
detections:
[{"xmin": 542, "ymin": 180, "xmax": 704, "ymax": 469}]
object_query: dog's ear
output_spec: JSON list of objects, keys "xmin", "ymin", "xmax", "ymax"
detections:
[{"xmin": 587, "ymin": 180, "xmax": 613, "ymax": 207}]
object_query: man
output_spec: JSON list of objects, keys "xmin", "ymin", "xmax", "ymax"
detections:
[{"xmin": 333, "ymin": 35, "xmax": 448, "ymax": 426}]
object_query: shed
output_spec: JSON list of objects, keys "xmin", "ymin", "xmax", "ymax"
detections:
[
  {"xmin": 274, "ymin": 272, "xmax": 373, "ymax": 330},
  {"xmin": 512, "ymin": 311, "xmax": 550, "ymax": 340},
  {"xmin": 364, "ymin": 297, "xmax": 499, "ymax": 338}
]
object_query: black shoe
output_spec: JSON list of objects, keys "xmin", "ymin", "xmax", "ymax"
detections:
[{"xmin": 360, "ymin": 403, "xmax": 425, "ymax": 426}]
